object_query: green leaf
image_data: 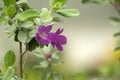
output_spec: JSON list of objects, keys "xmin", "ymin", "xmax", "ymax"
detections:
[
  {"xmin": 21, "ymin": 21, "xmax": 33, "ymax": 29},
  {"xmin": 34, "ymin": 18, "xmax": 42, "ymax": 25},
  {"xmin": 52, "ymin": 17, "xmax": 64, "ymax": 22},
  {"xmin": 40, "ymin": 8, "xmax": 53, "ymax": 23},
  {"xmin": 53, "ymin": 0, "xmax": 67, "ymax": 6},
  {"xmin": 28, "ymin": 38, "xmax": 39, "ymax": 51},
  {"xmin": 4, "ymin": 26, "xmax": 17, "ymax": 35},
  {"xmin": 15, "ymin": 9, "xmax": 40, "ymax": 21},
  {"xmin": 18, "ymin": 30, "xmax": 27, "ymax": 43},
  {"xmin": 16, "ymin": 0, "xmax": 28, "ymax": 4},
  {"xmin": 33, "ymin": 51, "xmax": 44, "ymax": 58},
  {"xmin": 3, "ymin": 0, "xmax": 16, "ymax": 6},
  {"xmin": 57, "ymin": 9, "xmax": 80, "ymax": 17},
  {"xmin": 4, "ymin": 50, "xmax": 16, "ymax": 70},
  {"xmin": 34, "ymin": 61, "xmax": 49, "ymax": 69},
  {"xmin": 29, "ymin": 30, "xmax": 37, "ymax": 37},
  {"xmin": 40, "ymin": 61, "xmax": 49, "ymax": 68},
  {"xmin": 0, "ymin": 16, "xmax": 8, "ymax": 24},
  {"xmin": 113, "ymin": 32, "xmax": 120, "ymax": 37},
  {"xmin": 7, "ymin": 5, "xmax": 16, "ymax": 18},
  {"xmin": 53, "ymin": 2, "xmax": 63, "ymax": 10},
  {"xmin": 3, "ymin": 66, "xmax": 14, "ymax": 80},
  {"xmin": 81, "ymin": 0, "xmax": 110, "ymax": 4},
  {"xmin": 110, "ymin": 16, "xmax": 120, "ymax": 26}
]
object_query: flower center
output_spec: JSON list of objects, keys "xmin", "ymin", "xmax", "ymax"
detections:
[{"xmin": 39, "ymin": 32, "xmax": 47, "ymax": 39}]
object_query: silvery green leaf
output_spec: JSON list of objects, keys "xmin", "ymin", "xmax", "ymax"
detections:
[
  {"xmin": 42, "ymin": 45, "xmax": 52, "ymax": 53},
  {"xmin": 33, "ymin": 61, "xmax": 49, "ymax": 69},
  {"xmin": 34, "ymin": 18, "xmax": 42, "ymax": 25},
  {"xmin": 26, "ymin": 36, "xmax": 33, "ymax": 43},
  {"xmin": 18, "ymin": 30, "xmax": 27, "ymax": 43},
  {"xmin": 16, "ymin": 0, "xmax": 28, "ymax": 4},
  {"xmin": 33, "ymin": 51, "xmax": 44, "ymax": 58},
  {"xmin": 52, "ymin": 17, "xmax": 64, "ymax": 22},
  {"xmin": 21, "ymin": 21, "xmax": 33, "ymax": 29},
  {"xmin": 29, "ymin": 30, "xmax": 37, "ymax": 37},
  {"xmin": 41, "ymin": 8, "xmax": 48, "ymax": 12},
  {"xmin": 4, "ymin": 26, "xmax": 16, "ymax": 34},
  {"xmin": 53, "ymin": 0, "xmax": 67, "ymax": 6},
  {"xmin": 40, "ymin": 8, "xmax": 53, "ymax": 23},
  {"xmin": 40, "ymin": 61, "xmax": 49, "ymax": 68},
  {"xmin": 3, "ymin": 66, "xmax": 14, "ymax": 80},
  {"xmin": 52, "ymin": 53, "xmax": 59, "ymax": 60},
  {"xmin": 57, "ymin": 9, "xmax": 79, "ymax": 17},
  {"xmin": 81, "ymin": 0, "xmax": 110, "ymax": 4},
  {"xmin": 15, "ymin": 9, "xmax": 40, "ymax": 21},
  {"xmin": 110, "ymin": 16, "xmax": 120, "ymax": 26},
  {"xmin": 10, "ymin": 78, "xmax": 16, "ymax": 80}
]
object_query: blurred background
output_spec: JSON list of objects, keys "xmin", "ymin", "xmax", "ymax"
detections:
[{"xmin": 0, "ymin": 0, "xmax": 119, "ymax": 79}]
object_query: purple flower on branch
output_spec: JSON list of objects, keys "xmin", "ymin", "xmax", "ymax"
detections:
[
  {"xmin": 49, "ymin": 29, "xmax": 67, "ymax": 51},
  {"xmin": 35, "ymin": 25, "xmax": 52, "ymax": 44},
  {"xmin": 35, "ymin": 25, "xmax": 67, "ymax": 51}
]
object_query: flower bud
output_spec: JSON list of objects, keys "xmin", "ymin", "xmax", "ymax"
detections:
[{"xmin": 45, "ymin": 52, "xmax": 52, "ymax": 59}]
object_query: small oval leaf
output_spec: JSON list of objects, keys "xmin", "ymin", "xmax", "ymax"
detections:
[
  {"xmin": 40, "ymin": 8, "xmax": 53, "ymax": 23},
  {"xmin": 4, "ymin": 50, "xmax": 16, "ymax": 70},
  {"xmin": 18, "ymin": 30, "xmax": 27, "ymax": 43},
  {"xmin": 57, "ymin": 9, "xmax": 80, "ymax": 17},
  {"xmin": 15, "ymin": 9, "xmax": 40, "ymax": 21},
  {"xmin": 0, "ymin": 16, "xmax": 8, "ymax": 24},
  {"xmin": 3, "ymin": 66, "xmax": 14, "ymax": 80},
  {"xmin": 7, "ymin": 5, "xmax": 16, "ymax": 18}
]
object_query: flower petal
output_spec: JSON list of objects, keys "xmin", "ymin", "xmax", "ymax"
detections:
[
  {"xmin": 40, "ymin": 39, "xmax": 50, "ymax": 44},
  {"xmin": 35, "ymin": 33, "xmax": 42, "ymax": 42},
  {"xmin": 57, "ymin": 35, "xmax": 67, "ymax": 44},
  {"xmin": 38, "ymin": 25, "xmax": 46, "ymax": 32},
  {"xmin": 45, "ymin": 25, "xmax": 52, "ymax": 33},
  {"xmin": 55, "ymin": 28, "xmax": 63, "ymax": 34},
  {"xmin": 48, "ymin": 33, "xmax": 57, "ymax": 42},
  {"xmin": 55, "ymin": 43, "xmax": 63, "ymax": 51},
  {"xmin": 35, "ymin": 33, "xmax": 50, "ymax": 44}
]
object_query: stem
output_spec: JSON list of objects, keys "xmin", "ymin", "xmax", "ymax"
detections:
[
  {"xmin": 48, "ymin": 63, "xmax": 53, "ymax": 80},
  {"xmin": 22, "ymin": 44, "xmax": 28, "ymax": 56},
  {"xmin": 19, "ymin": 42, "xmax": 23, "ymax": 78}
]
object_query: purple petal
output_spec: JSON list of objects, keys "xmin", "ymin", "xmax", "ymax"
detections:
[
  {"xmin": 57, "ymin": 35, "xmax": 67, "ymax": 45},
  {"xmin": 40, "ymin": 39, "xmax": 50, "ymax": 44},
  {"xmin": 45, "ymin": 25, "xmax": 52, "ymax": 33},
  {"xmin": 35, "ymin": 33, "xmax": 50, "ymax": 44},
  {"xmin": 48, "ymin": 33, "xmax": 57, "ymax": 42},
  {"xmin": 35, "ymin": 33, "xmax": 41, "ymax": 42},
  {"xmin": 55, "ymin": 28, "xmax": 63, "ymax": 34},
  {"xmin": 38, "ymin": 25, "xmax": 46, "ymax": 32},
  {"xmin": 55, "ymin": 43, "xmax": 63, "ymax": 51}
]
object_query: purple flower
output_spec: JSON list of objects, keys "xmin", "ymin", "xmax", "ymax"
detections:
[
  {"xmin": 35, "ymin": 25, "xmax": 52, "ymax": 44},
  {"xmin": 49, "ymin": 29, "xmax": 67, "ymax": 51},
  {"xmin": 35, "ymin": 25, "xmax": 67, "ymax": 51}
]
